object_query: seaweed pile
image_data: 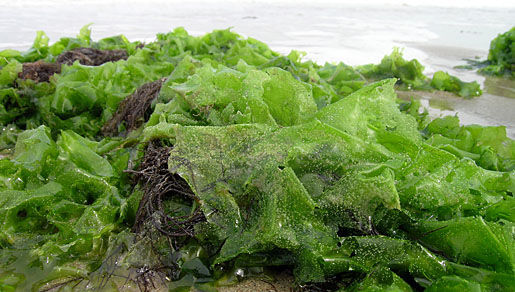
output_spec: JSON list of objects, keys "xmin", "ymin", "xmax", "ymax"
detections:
[
  {"xmin": 461, "ymin": 26, "xmax": 515, "ymax": 79},
  {"xmin": 0, "ymin": 25, "xmax": 513, "ymax": 291},
  {"xmin": 480, "ymin": 27, "xmax": 515, "ymax": 77}
]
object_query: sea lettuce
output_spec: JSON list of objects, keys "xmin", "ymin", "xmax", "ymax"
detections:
[
  {"xmin": 357, "ymin": 48, "xmax": 430, "ymax": 90},
  {"xmin": 0, "ymin": 28, "xmax": 483, "ymax": 147},
  {"xmin": 479, "ymin": 27, "xmax": 514, "ymax": 77},
  {"xmin": 0, "ymin": 27, "xmax": 513, "ymax": 291},
  {"xmin": 150, "ymin": 79, "xmax": 514, "ymax": 289},
  {"xmin": 0, "ymin": 126, "xmax": 132, "ymax": 291},
  {"xmin": 356, "ymin": 48, "xmax": 482, "ymax": 98},
  {"xmin": 424, "ymin": 115, "xmax": 515, "ymax": 171},
  {"xmin": 146, "ymin": 64, "xmax": 316, "ymax": 132},
  {"xmin": 430, "ymin": 71, "xmax": 482, "ymax": 98}
]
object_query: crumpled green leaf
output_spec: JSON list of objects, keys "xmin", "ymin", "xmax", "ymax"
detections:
[
  {"xmin": 155, "ymin": 79, "xmax": 514, "ymax": 289},
  {"xmin": 413, "ymin": 217, "xmax": 514, "ymax": 273},
  {"xmin": 146, "ymin": 64, "xmax": 316, "ymax": 132},
  {"xmin": 430, "ymin": 71, "xmax": 482, "ymax": 98},
  {"xmin": 357, "ymin": 48, "xmax": 430, "ymax": 90},
  {"xmin": 425, "ymin": 115, "xmax": 515, "ymax": 171}
]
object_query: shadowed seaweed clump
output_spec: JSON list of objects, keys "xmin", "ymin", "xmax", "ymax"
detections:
[
  {"xmin": 102, "ymin": 78, "xmax": 167, "ymax": 136},
  {"xmin": 56, "ymin": 47, "xmax": 128, "ymax": 66}
]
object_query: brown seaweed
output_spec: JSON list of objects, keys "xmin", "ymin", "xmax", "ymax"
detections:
[
  {"xmin": 18, "ymin": 60, "xmax": 61, "ymax": 82},
  {"xmin": 130, "ymin": 142, "xmax": 204, "ymax": 242},
  {"xmin": 102, "ymin": 78, "xmax": 166, "ymax": 136},
  {"xmin": 56, "ymin": 47, "xmax": 128, "ymax": 66}
]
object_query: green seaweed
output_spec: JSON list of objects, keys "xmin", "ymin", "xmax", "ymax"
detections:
[
  {"xmin": 480, "ymin": 27, "xmax": 515, "ymax": 77},
  {"xmin": 0, "ymin": 26, "xmax": 513, "ymax": 291},
  {"xmin": 430, "ymin": 71, "xmax": 482, "ymax": 98}
]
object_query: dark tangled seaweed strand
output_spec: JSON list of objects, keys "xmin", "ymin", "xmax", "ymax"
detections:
[
  {"xmin": 102, "ymin": 78, "xmax": 167, "ymax": 137},
  {"xmin": 18, "ymin": 48, "xmax": 129, "ymax": 84},
  {"xmin": 130, "ymin": 141, "xmax": 205, "ymax": 247},
  {"xmin": 56, "ymin": 47, "xmax": 128, "ymax": 66},
  {"xmin": 82, "ymin": 141, "xmax": 205, "ymax": 292}
]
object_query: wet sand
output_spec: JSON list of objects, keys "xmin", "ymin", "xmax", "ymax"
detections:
[{"xmin": 221, "ymin": 272, "xmax": 294, "ymax": 292}]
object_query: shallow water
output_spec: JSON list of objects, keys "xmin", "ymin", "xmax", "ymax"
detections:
[{"xmin": 1, "ymin": 0, "xmax": 513, "ymax": 138}]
